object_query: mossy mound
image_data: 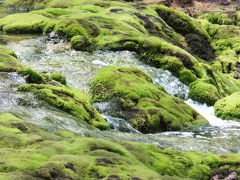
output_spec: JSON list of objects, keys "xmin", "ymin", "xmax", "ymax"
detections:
[
  {"xmin": 189, "ymin": 81, "xmax": 221, "ymax": 106},
  {"xmin": 199, "ymin": 12, "xmax": 240, "ymax": 26},
  {"xmin": 154, "ymin": 5, "xmax": 215, "ymax": 61},
  {"xmin": 0, "ymin": 112, "xmax": 240, "ymax": 180},
  {"xmin": 17, "ymin": 70, "xmax": 109, "ymax": 130},
  {"xmin": 0, "ymin": 13, "xmax": 52, "ymax": 34},
  {"xmin": 0, "ymin": 45, "xmax": 23, "ymax": 72},
  {"xmin": 206, "ymin": 23, "xmax": 240, "ymax": 57},
  {"xmin": 214, "ymin": 92, "xmax": 240, "ymax": 121},
  {"xmin": 90, "ymin": 66, "xmax": 208, "ymax": 133}
]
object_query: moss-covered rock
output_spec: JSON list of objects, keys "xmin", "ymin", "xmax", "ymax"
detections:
[
  {"xmin": 71, "ymin": 35, "xmax": 91, "ymax": 51},
  {"xmin": 214, "ymin": 92, "xmax": 240, "ymax": 120},
  {"xmin": 18, "ymin": 82, "xmax": 109, "ymax": 130},
  {"xmin": 0, "ymin": 112, "xmax": 239, "ymax": 180},
  {"xmin": 0, "ymin": 45, "xmax": 23, "ymax": 72},
  {"xmin": 19, "ymin": 68, "xmax": 43, "ymax": 84},
  {"xmin": 154, "ymin": 5, "xmax": 215, "ymax": 61},
  {"xmin": 91, "ymin": 66, "xmax": 208, "ymax": 133},
  {"xmin": 189, "ymin": 81, "xmax": 221, "ymax": 106},
  {"xmin": 0, "ymin": 13, "xmax": 51, "ymax": 34}
]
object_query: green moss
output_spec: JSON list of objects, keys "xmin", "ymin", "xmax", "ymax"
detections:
[
  {"xmin": 0, "ymin": 112, "xmax": 239, "ymax": 179},
  {"xmin": 18, "ymin": 83, "xmax": 109, "ymax": 130},
  {"xmin": 189, "ymin": 81, "xmax": 221, "ymax": 106},
  {"xmin": 179, "ymin": 69, "xmax": 197, "ymax": 85},
  {"xmin": 0, "ymin": 13, "xmax": 50, "ymax": 34},
  {"xmin": 18, "ymin": 68, "xmax": 43, "ymax": 84},
  {"xmin": 214, "ymin": 92, "xmax": 240, "ymax": 120},
  {"xmin": 50, "ymin": 72, "xmax": 66, "ymax": 85},
  {"xmin": 91, "ymin": 66, "xmax": 208, "ymax": 133},
  {"xmin": 0, "ymin": 45, "xmax": 23, "ymax": 72},
  {"xmin": 199, "ymin": 12, "xmax": 238, "ymax": 26},
  {"xmin": 153, "ymin": 5, "xmax": 214, "ymax": 61},
  {"xmin": 71, "ymin": 35, "xmax": 91, "ymax": 51}
]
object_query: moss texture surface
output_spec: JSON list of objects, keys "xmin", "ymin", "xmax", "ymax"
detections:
[
  {"xmin": 17, "ymin": 70, "xmax": 109, "ymax": 130},
  {"xmin": 1, "ymin": 0, "xmax": 239, "ymax": 106},
  {"xmin": 91, "ymin": 66, "xmax": 208, "ymax": 133},
  {"xmin": 0, "ymin": 112, "xmax": 240, "ymax": 180}
]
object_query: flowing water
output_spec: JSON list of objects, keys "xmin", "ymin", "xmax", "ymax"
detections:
[{"xmin": 1, "ymin": 37, "xmax": 239, "ymax": 154}]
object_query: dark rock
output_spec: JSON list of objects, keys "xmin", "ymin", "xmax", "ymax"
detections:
[
  {"xmin": 11, "ymin": 123, "xmax": 28, "ymax": 132},
  {"xmin": 107, "ymin": 175, "xmax": 123, "ymax": 180},
  {"xmin": 65, "ymin": 162, "xmax": 75, "ymax": 171},
  {"xmin": 96, "ymin": 158, "xmax": 113, "ymax": 165},
  {"xmin": 233, "ymin": 74, "xmax": 239, "ymax": 79},
  {"xmin": 131, "ymin": 177, "xmax": 143, "ymax": 180}
]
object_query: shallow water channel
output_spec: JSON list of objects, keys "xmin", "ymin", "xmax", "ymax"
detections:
[{"xmin": 1, "ymin": 37, "xmax": 239, "ymax": 154}]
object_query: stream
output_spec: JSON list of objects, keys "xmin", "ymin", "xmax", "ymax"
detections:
[{"xmin": 1, "ymin": 37, "xmax": 240, "ymax": 154}]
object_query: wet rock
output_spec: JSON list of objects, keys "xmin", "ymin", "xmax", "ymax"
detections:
[
  {"xmin": 46, "ymin": 31, "xmax": 60, "ymax": 44},
  {"xmin": 211, "ymin": 171, "xmax": 238, "ymax": 180},
  {"xmin": 91, "ymin": 66, "xmax": 208, "ymax": 133}
]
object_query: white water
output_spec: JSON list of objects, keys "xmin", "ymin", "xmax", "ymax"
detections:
[{"xmin": 2, "ymin": 37, "xmax": 240, "ymax": 154}]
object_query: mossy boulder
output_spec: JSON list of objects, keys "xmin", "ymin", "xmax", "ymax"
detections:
[
  {"xmin": 154, "ymin": 5, "xmax": 215, "ymax": 61},
  {"xmin": 189, "ymin": 81, "xmax": 221, "ymax": 106},
  {"xmin": 214, "ymin": 92, "xmax": 240, "ymax": 120},
  {"xmin": 71, "ymin": 35, "xmax": 91, "ymax": 51},
  {"xmin": 18, "ymin": 75, "xmax": 109, "ymax": 130},
  {"xmin": 19, "ymin": 68, "xmax": 43, "ymax": 84},
  {"xmin": 0, "ymin": 45, "xmax": 23, "ymax": 72},
  {"xmin": 0, "ymin": 13, "xmax": 50, "ymax": 34},
  {"xmin": 0, "ymin": 112, "xmax": 239, "ymax": 180},
  {"xmin": 90, "ymin": 66, "xmax": 208, "ymax": 133}
]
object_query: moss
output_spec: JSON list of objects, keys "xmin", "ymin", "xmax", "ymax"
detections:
[
  {"xmin": 50, "ymin": 72, "xmax": 66, "ymax": 85},
  {"xmin": 0, "ymin": 13, "xmax": 50, "ymax": 34},
  {"xmin": 18, "ymin": 83, "xmax": 109, "ymax": 130},
  {"xmin": 18, "ymin": 68, "xmax": 43, "ymax": 84},
  {"xmin": 0, "ymin": 112, "xmax": 239, "ymax": 179},
  {"xmin": 214, "ymin": 92, "xmax": 240, "ymax": 120},
  {"xmin": 199, "ymin": 12, "xmax": 238, "ymax": 26},
  {"xmin": 179, "ymin": 69, "xmax": 197, "ymax": 86},
  {"xmin": 71, "ymin": 35, "xmax": 91, "ymax": 51},
  {"xmin": 0, "ymin": 45, "xmax": 23, "ymax": 72},
  {"xmin": 153, "ymin": 5, "xmax": 214, "ymax": 61},
  {"xmin": 91, "ymin": 66, "xmax": 208, "ymax": 133},
  {"xmin": 205, "ymin": 24, "xmax": 240, "ymax": 57},
  {"xmin": 189, "ymin": 81, "xmax": 221, "ymax": 106}
]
